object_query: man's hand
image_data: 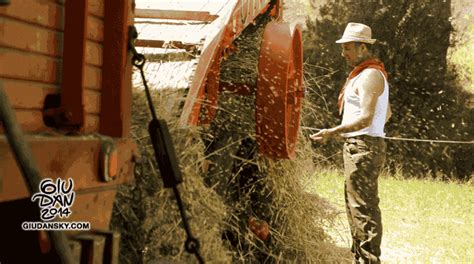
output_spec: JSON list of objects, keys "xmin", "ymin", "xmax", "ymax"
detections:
[{"xmin": 310, "ymin": 128, "xmax": 336, "ymax": 143}]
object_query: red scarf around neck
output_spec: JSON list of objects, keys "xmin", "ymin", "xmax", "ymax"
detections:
[{"xmin": 337, "ymin": 58, "xmax": 388, "ymax": 115}]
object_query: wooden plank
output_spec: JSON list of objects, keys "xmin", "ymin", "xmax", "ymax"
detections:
[
  {"xmin": 85, "ymin": 90, "xmax": 101, "ymax": 114},
  {"xmin": 85, "ymin": 40, "xmax": 103, "ymax": 67},
  {"xmin": 2, "ymin": 79, "xmax": 58, "ymax": 109},
  {"xmin": 0, "ymin": 48, "xmax": 60, "ymax": 84},
  {"xmin": 87, "ymin": 15, "xmax": 104, "ymax": 42},
  {"xmin": 0, "ymin": 0, "xmax": 64, "ymax": 30},
  {"xmin": 135, "ymin": 8, "xmax": 218, "ymax": 22},
  {"xmin": 0, "ymin": 0, "xmax": 104, "ymax": 35},
  {"xmin": 100, "ymin": 0, "xmax": 133, "ymax": 137},
  {"xmin": 0, "ymin": 16, "xmax": 63, "ymax": 57},
  {"xmin": 2, "ymin": 79, "xmax": 100, "ymax": 114},
  {"xmin": 84, "ymin": 65, "xmax": 102, "ymax": 91},
  {"xmin": 89, "ymin": 0, "xmax": 104, "ymax": 18},
  {"xmin": 85, "ymin": 114, "xmax": 100, "ymax": 132},
  {"xmin": 0, "ymin": 110, "xmax": 100, "ymax": 134}
]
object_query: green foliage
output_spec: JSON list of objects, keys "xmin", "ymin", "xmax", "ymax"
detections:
[
  {"xmin": 303, "ymin": 0, "xmax": 473, "ymax": 180},
  {"xmin": 450, "ymin": 24, "xmax": 474, "ymax": 93}
]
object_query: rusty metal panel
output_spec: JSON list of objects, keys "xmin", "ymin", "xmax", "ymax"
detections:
[
  {"xmin": 74, "ymin": 234, "xmax": 105, "ymax": 264},
  {"xmin": 0, "ymin": 109, "xmax": 49, "ymax": 133},
  {"xmin": 70, "ymin": 190, "xmax": 118, "ymax": 231},
  {"xmin": 69, "ymin": 240, "xmax": 83, "ymax": 264},
  {"xmin": 93, "ymin": 230, "xmax": 120, "ymax": 264},
  {"xmin": 179, "ymin": 0, "xmax": 276, "ymax": 126},
  {"xmin": 99, "ymin": 0, "xmax": 133, "ymax": 137},
  {"xmin": 0, "ymin": 137, "xmax": 137, "ymax": 201},
  {"xmin": 60, "ymin": 0, "xmax": 88, "ymax": 129}
]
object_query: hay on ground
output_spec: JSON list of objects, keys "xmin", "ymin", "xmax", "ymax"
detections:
[{"xmin": 111, "ymin": 12, "xmax": 352, "ymax": 263}]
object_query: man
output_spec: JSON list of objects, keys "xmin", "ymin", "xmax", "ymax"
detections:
[{"xmin": 310, "ymin": 22, "xmax": 390, "ymax": 264}]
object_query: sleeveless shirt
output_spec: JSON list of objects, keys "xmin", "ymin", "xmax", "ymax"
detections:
[{"xmin": 341, "ymin": 69, "xmax": 389, "ymax": 138}]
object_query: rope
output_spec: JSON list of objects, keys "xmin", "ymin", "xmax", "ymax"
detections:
[
  {"xmin": 382, "ymin": 136, "xmax": 473, "ymax": 144},
  {"xmin": 301, "ymin": 126, "xmax": 474, "ymax": 145}
]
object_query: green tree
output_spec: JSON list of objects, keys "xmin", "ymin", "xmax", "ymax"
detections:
[{"xmin": 303, "ymin": 0, "xmax": 473, "ymax": 180}]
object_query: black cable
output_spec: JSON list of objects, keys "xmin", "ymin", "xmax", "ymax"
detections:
[
  {"xmin": 134, "ymin": 55, "xmax": 159, "ymax": 121},
  {"xmin": 0, "ymin": 81, "xmax": 74, "ymax": 264},
  {"xmin": 173, "ymin": 186, "xmax": 204, "ymax": 264},
  {"xmin": 130, "ymin": 32, "xmax": 205, "ymax": 263}
]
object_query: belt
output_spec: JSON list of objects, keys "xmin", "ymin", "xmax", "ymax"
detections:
[{"xmin": 345, "ymin": 134, "xmax": 384, "ymax": 143}]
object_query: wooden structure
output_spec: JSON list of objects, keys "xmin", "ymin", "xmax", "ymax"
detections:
[
  {"xmin": 0, "ymin": 0, "xmax": 305, "ymax": 262},
  {"xmin": 135, "ymin": 0, "xmax": 304, "ymax": 159},
  {"xmin": 0, "ymin": 0, "xmax": 136, "ymax": 262}
]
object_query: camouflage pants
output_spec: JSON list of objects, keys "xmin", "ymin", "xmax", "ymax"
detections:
[{"xmin": 343, "ymin": 135, "xmax": 386, "ymax": 264}]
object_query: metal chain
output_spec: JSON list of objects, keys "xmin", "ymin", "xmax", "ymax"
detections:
[{"xmin": 128, "ymin": 26, "xmax": 205, "ymax": 264}]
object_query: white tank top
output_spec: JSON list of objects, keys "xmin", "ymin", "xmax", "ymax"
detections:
[{"xmin": 341, "ymin": 69, "xmax": 389, "ymax": 138}]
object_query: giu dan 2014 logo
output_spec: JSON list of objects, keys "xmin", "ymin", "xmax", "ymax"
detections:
[{"xmin": 31, "ymin": 178, "xmax": 75, "ymax": 221}]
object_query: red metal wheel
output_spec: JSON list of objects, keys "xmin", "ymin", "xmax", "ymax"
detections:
[{"xmin": 256, "ymin": 22, "xmax": 304, "ymax": 159}]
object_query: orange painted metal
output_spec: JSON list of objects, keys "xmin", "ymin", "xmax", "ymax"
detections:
[
  {"xmin": 0, "ymin": 1, "xmax": 138, "ymax": 260},
  {"xmin": 179, "ymin": 0, "xmax": 277, "ymax": 127},
  {"xmin": 201, "ymin": 58, "xmax": 221, "ymax": 124},
  {"xmin": 0, "ymin": 137, "xmax": 137, "ymax": 202},
  {"xmin": 57, "ymin": 0, "xmax": 89, "ymax": 129},
  {"xmin": 256, "ymin": 22, "xmax": 304, "ymax": 159},
  {"xmin": 99, "ymin": 139, "xmax": 119, "ymax": 182},
  {"xmin": 69, "ymin": 189, "xmax": 119, "ymax": 231},
  {"xmin": 135, "ymin": 8, "xmax": 218, "ymax": 22},
  {"xmin": 99, "ymin": 0, "xmax": 134, "ymax": 137},
  {"xmin": 219, "ymin": 83, "xmax": 254, "ymax": 96}
]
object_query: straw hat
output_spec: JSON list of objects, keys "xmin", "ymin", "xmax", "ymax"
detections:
[{"xmin": 335, "ymin": 22, "xmax": 376, "ymax": 44}]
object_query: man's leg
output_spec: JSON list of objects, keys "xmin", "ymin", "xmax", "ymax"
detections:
[
  {"xmin": 343, "ymin": 138, "xmax": 385, "ymax": 263},
  {"xmin": 344, "ymin": 180, "xmax": 360, "ymax": 262}
]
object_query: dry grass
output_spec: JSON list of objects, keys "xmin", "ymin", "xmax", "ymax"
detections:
[
  {"xmin": 111, "ymin": 11, "xmax": 351, "ymax": 262},
  {"xmin": 110, "ymin": 83, "xmax": 351, "ymax": 263},
  {"xmin": 111, "ymin": 88, "xmax": 231, "ymax": 263},
  {"xmin": 220, "ymin": 16, "xmax": 270, "ymax": 87}
]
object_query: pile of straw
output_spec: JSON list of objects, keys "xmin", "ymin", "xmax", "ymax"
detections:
[
  {"xmin": 220, "ymin": 16, "xmax": 271, "ymax": 87},
  {"xmin": 111, "ymin": 89, "xmax": 231, "ymax": 263},
  {"xmin": 111, "ymin": 14, "xmax": 352, "ymax": 264},
  {"xmin": 111, "ymin": 88, "xmax": 349, "ymax": 263}
]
